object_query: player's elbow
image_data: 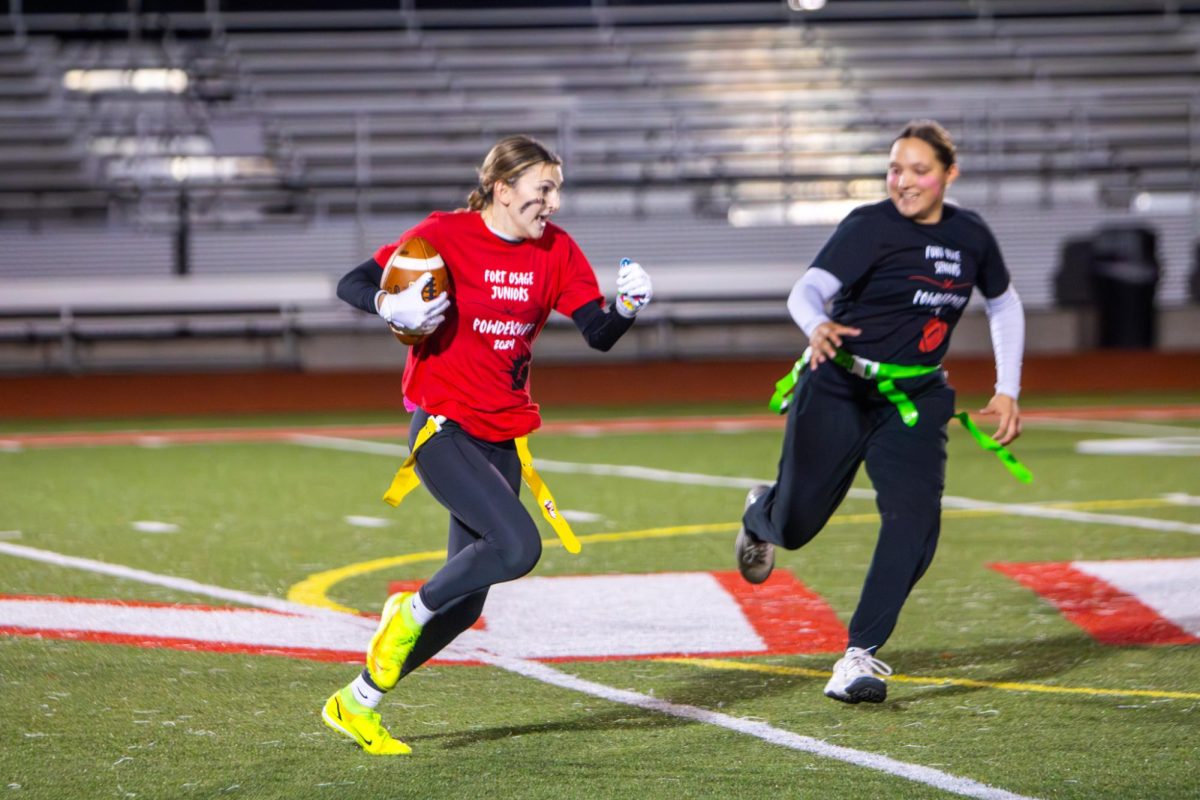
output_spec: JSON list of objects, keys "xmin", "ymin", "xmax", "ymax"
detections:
[{"xmin": 586, "ymin": 334, "xmax": 617, "ymax": 352}]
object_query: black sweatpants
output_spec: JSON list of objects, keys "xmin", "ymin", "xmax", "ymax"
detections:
[
  {"xmin": 397, "ymin": 408, "xmax": 543, "ymax": 679},
  {"xmin": 741, "ymin": 362, "xmax": 954, "ymax": 653}
]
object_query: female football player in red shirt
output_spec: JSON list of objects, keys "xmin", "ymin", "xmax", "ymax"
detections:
[{"xmin": 321, "ymin": 134, "xmax": 652, "ymax": 755}]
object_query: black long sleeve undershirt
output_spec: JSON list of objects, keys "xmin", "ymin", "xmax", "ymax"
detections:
[
  {"xmin": 337, "ymin": 258, "xmax": 383, "ymax": 315},
  {"xmin": 335, "ymin": 259, "xmax": 635, "ymax": 350},
  {"xmin": 570, "ymin": 298, "xmax": 635, "ymax": 351}
]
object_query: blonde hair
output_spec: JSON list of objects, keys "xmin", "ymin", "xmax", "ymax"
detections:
[
  {"xmin": 466, "ymin": 134, "xmax": 563, "ymax": 211},
  {"xmin": 894, "ymin": 119, "xmax": 957, "ymax": 169}
]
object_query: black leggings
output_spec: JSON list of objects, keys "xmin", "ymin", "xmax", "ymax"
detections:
[
  {"xmin": 742, "ymin": 364, "xmax": 954, "ymax": 653},
  {"xmin": 397, "ymin": 408, "xmax": 542, "ymax": 679}
]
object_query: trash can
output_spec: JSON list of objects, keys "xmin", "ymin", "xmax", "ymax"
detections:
[
  {"xmin": 1053, "ymin": 235, "xmax": 1095, "ymax": 307},
  {"xmin": 1089, "ymin": 225, "xmax": 1159, "ymax": 349}
]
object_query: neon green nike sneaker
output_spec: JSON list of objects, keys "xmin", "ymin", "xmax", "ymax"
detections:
[
  {"xmin": 367, "ymin": 591, "xmax": 424, "ymax": 690},
  {"xmin": 321, "ymin": 686, "xmax": 411, "ymax": 756}
]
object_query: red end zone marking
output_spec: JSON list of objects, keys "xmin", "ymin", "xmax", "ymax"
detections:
[
  {"xmin": 392, "ymin": 570, "xmax": 846, "ymax": 661},
  {"xmin": 8, "ymin": 404, "xmax": 1198, "ymax": 449},
  {"xmin": 0, "ymin": 626, "xmax": 361, "ymax": 664},
  {"xmin": 0, "ymin": 593, "xmax": 295, "ymax": 612},
  {"xmin": 0, "ymin": 425, "xmax": 411, "ymax": 449},
  {"xmin": 1021, "ymin": 405, "xmax": 1200, "ymax": 421},
  {"xmin": 0, "ymin": 570, "xmax": 849, "ymax": 665},
  {"xmin": 0, "ymin": 417, "xmax": 784, "ymax": 448},
  {"xmin": 991, "ymin": 561, "xmax": 1199, "ymax": 646},
  {"xmin": 711, "ymin": 570, "xmax": 847, "ymax": 654},
  {"xmin": 0, "ymin": 594, "xmax": 365, "ymax": 663}
]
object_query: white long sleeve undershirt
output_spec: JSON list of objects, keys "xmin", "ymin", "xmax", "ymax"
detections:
[
  {"xmin": 984, "ymin": 285, "xmax": 1025, "ymax": 400},
  {"xmin": 786, "ymin": 267, "xmax": 841, "ymax": 339},
  {"xmin": 788, "ymin": 268, "xmax": 1025, "ymax": 399}
]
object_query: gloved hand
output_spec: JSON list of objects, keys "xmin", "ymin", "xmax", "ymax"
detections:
[
  {"xmin": 616, "ymin": 259, "xmax": 652, "ymax": 318},
  {"xmin": 377, "ymin": 272, "xmax": 451, "ymax": 335}
]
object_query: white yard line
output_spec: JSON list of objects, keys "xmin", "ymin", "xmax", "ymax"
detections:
[
  {"xmin": 287, "ymin": 434, "xmax": 409, "ymax": 457},
  {"xmin": 476, "ymin": 652, "xmax": 1038, "ymax": 800},
  {"xmin": 0, "ymin": 542, "xmax": 1038, "ymax": 800},
  {"xmin": 1164, "ymin": 493, "xmax": 1200, "ymax": 507},
  {"xmin": 535, "ymin": 458, "xmax": 772, "ymax": 491},
  {"xmin": 938, "ymin": 496, "xmax": 1200, "ymax": 535},
  {"xmin": 289, "ymin": 436, "xmax": 1195, "ymax": 534},
  {"xmin": 1022, "ymin": 417, "xmax": 1200, "ymax": 437},
  {"xmin": 288, "ymin": 433, "xmax": 862, "ymax": 494}
]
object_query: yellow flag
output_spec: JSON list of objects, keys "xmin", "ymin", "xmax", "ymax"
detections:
[
  {"xmin": 381, "ymin": 415, "xmax": 442, "ymax": 507},
  {"xmin": 515, "ymin": 436, "xmax": 582, "ymax": 554}
]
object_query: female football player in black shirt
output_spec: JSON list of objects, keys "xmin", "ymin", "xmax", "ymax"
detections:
[{"xmin": 736, "ymin": 120, "xmax": 1025, "ymax": 704}]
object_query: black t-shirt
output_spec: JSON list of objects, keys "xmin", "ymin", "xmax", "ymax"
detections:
[{"xmin": 812, "ymin": 199, "xmax": 1010, "ymax": 365}]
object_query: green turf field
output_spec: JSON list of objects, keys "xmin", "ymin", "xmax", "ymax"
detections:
[{"xmin": 1, "ymin": 395, "xmax": 1197, "ymax": 799}]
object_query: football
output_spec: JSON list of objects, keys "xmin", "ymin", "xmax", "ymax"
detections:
[{"xmin": 379, "ymin": 236, "xmax": 451, "ymax": 345}]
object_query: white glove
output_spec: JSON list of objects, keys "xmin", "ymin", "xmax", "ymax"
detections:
[
  {"xmin": 616, "ymin": 259, "xmax": 652, "ymax": 318},
  {"xmin": 376, "ymin": 272, "xmax": 451, "ymax": 335}
]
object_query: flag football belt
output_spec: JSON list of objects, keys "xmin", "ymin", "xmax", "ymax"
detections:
[
  {"xmin": 769, "ymin": 348, "xmax": 1032, "ymax": 483},
  {"xmin": 381, "ymin": 414, "xmax": 583, "ymax": 554}
]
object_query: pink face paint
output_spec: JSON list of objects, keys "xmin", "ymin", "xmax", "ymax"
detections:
[{"xmin": 916, "ymin": 173, "xmax": 942, "ymax": 190}]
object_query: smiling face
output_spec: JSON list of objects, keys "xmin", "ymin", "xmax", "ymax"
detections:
[
  {"xmin": 488, "ymin": 162, "xmax": 563, "ymax": 240},
  {"xmin": 887, "ymin": 137, "xmax": 959, "ymax": 225}
]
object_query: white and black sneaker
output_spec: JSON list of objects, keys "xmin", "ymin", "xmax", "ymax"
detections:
[
  {"xmin": 824, "ymin": 647, "xmax": 893, "ymax": 704},
  {"xmin": 735, "ymin": 484, "xmax": 774, "ymax": 584}
]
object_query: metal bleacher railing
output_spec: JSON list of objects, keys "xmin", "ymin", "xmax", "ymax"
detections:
[{"xmin": 0, "ymin": 0, "xmax": 1198, "ymax": 373}]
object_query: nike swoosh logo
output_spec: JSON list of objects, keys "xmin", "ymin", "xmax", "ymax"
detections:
[
  {"xmin": 362, "ymin": 736, "xmax": 373, "ymax": 745},
  {"xmin": 334, "ymin": 699, "xmax": 343, "ymax": 721}
]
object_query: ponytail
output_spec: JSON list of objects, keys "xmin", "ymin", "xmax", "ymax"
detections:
[{"xmin": 466, "ymin": 134, "xmax": 562, "ymax": 210}]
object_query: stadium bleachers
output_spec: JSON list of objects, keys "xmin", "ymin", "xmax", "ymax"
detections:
[
  {"xmin": 0, "ymin": 3, "xmax": 1196, "ymax": 213},
  {"xmin": 0, "ymin": 1, "xmax": 1198, "ymax": 371}
]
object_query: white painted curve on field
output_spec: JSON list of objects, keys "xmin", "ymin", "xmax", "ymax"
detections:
[{"xmin": 0, "ymin": 542, "xmax": 1038, "ymax": 799}]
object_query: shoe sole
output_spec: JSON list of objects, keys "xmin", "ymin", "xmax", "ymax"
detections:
[
  {"xmin": 735, "ymin": 528, "xmax": 774, "ymax": 584},
  {"xmin": 322, "ymin": 699, "xmax": 412, "ymax": 755},
  {"xmin": 322, "ymin": 705, "xmax": 360, "ymax": 744},
  {"xmin": 825, "ymin": 677, "xmax": 887, "ymax": 704},
  {"xmin": 736, "ymin": 485, "xmax": 774, "ymax": 584}
]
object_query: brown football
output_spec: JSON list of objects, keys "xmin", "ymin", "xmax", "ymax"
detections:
[{"xmin": 379, "ymin": 236, "xmax": 451, "ymax": 345}]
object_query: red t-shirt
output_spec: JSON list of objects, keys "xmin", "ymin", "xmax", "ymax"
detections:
[{"xmin": 373, "ymin": 211, "xmax": 603, "ymax": 441}]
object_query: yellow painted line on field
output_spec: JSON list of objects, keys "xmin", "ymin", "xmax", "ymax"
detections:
[
  {"xmin": 287, "ymin": 549, "xmax": 446, "ymax": 614},
  {"xmin": 573, "ymin": 522, "xmax": 737, "ymax": 544},
  {"xmin": 287, "ymin": 494, "xmax": 1192, "ymax": 614},
  {"xmin": 662, "ymin": 657, "xmax": 1200, "ymax": 701},
  {"xmin": 288, "ymin": 513, "xmax": 916, "ymax": 613},
  {"xmin": 287, "ymin": 522, "xmax": 742, "ymax": 613}
]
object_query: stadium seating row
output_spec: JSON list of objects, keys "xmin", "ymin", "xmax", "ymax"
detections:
[
  {"xmin": 0, "ymin": 5, "xmax": 1197, "ymax": 220},
  {"xmin": 0, "ymin": 1, "xmax": 1198, "ymax": 373}
]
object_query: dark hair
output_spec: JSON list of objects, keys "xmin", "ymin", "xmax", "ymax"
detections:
[
  {"xmin": 466, "ymin": 134, "xmax": 563, "ymax": 211},
  {"xmin": 894, "ymin": 119, "xmax": 957, "ymax": 169}
]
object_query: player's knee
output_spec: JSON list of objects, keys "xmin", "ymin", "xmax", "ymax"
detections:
[
  {"xmin": 778, "ymin": 512, "xmax": 827, "ymax": 549},
  {"xmin": 887, "ymin": 497, "xmax": 941, "ymax": 525},
  {"xmin": 494, "ymin": 525, "xmax": 542, "ymax": 578}
]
